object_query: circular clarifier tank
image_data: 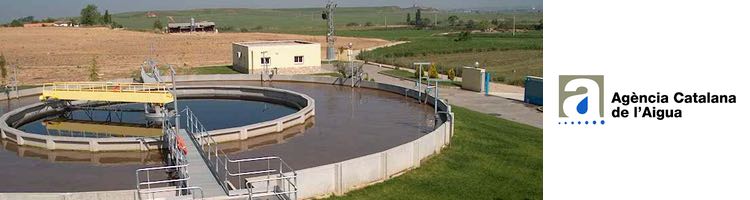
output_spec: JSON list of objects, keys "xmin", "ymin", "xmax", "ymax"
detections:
[
  {"xmin": 18, "ymin": 99, "xmax": 298, "ymax": 138},
  {"xmin": 0, "ymin": 81, "xmax": 435, "ymax": 192}
]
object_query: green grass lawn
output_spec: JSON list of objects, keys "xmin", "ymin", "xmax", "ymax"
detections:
[
  {"xmin": 378, "ymin": 69, "xmax": 415, "ymax": 79},
  {"xmin": 326, "ymin": 105, "xmax": 542, "ymax": 200},
  {"xmin": 188, "ymin": 65, "xmax": 241, "ymax": 75},
  {"xmin": 381, "ymin": 50, "xmax": 542, "ymax": 86},
  {"xmin": 378, "ymin": 69, "xmax": 462, "ymax": 87},
  {"xmin": 358, "ymin": 30, "xmax": 542, "ymax": 87},
  {"xmin": 306, "ymin": 72, "xmax": 344, "ymax": 78}
]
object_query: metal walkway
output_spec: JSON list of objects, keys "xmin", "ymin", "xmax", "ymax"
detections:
[
  {"xmin": 177, "ymin": 129, "xmax": 226, "ymax": 197},
  {"xmin": 40, "ymin": 82, "xmax": 174, "ymax": 104}
]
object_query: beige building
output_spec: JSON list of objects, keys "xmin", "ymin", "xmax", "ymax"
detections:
[{"xmin": 232, "ymin": 40, "xmax": 321, "ymax": 74}]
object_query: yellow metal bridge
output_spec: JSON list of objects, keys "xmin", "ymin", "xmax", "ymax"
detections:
[
  {"xmin": 40, "ymin": 82, "xmax": 174, "ymax": 104},
  {"xmin": 43, "ymin": 119, "xmax": 163, "ymax": 137}
]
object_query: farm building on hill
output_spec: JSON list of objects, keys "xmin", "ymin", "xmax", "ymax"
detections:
[
  {"xmin": 53, "ymin": 20, "xmax": 72, "ymax": 27},
  {"xmin": 232, "ymin": 40, "xmax": 321, "ymax": 74},
  {"xmin": 167, "ymin": 21, "xmax": 215, "ymax": 33},
  {"xmin": 23, "ymin": 23, "xmax": 54, "ymax": 27}
]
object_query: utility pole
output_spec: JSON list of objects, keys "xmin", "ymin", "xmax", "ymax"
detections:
[
  {"xmin": 323, "ymin": 0, "xmax": 337, "ymax": 60},
  {"xmin": 190, "ymin": 17, "xmax": 195, "ymax": 32},
  {"xmin": 261, "ymin": 51, "xmax": 269, "ymax": 81},
  {"xmin": 512, "ymin": 15, "xmax": 516, "ymax": 36},
  {"xmin": 10, "ymin": 63, "xmax": 18, "ymax": 99},
  {"xmin": 169, "ymin": 65, "xmax": 179, "ymax": 134},
  {"xmin": 347, "ymin": 43, "xmax": 354, "ymax": 87},
  {"xmin": 434, "ymin": 12, "xmax": 437, "ymax": 27},
  {"xmin": 385, "ymin": 15, "xmax": 388, "ymax": 29}
]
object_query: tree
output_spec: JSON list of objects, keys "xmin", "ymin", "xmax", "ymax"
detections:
[
  {"xmin": 111, "ymin": 21, "xmax": 123, "ymax": 28},
  {"xmin": 477, "ymin": 20, "xmax": 491, "ymax": 31},
  {"xmin": 153, "ymin": 19, "xmax": 163, "ymax": 31},
  {"xmin": 415, "ymin": 9, "xmax": 422, "ymax": 26},
  {"xmin": 102, "ymin": 10, "xmax": 110, "ymax": 24},
  {"xmin": 80, "ymin": 4, "xmax": 101, "ymax": 25},
  {"xmin": 413, "ymin": 67, "xmax": 426, "ymax": 79},
  {"xmin": 447, "ymin": 68, "xmax": 456, "ymax": 81},
  {"xmin": 9, "ymin": 20, "xmax": 23, "ymax": 27},
  {"xmin": 89, "ymin": 56, "xmax": 99, "ymax": 81},
  {"xmin": 16, "ymin": 16, "xmax": 35, "ymax": 23},
  {"xmin": 421, "ymin": 18, "xmax": 431, "ymax": 28},
  {"xmin": 454, "ymin": 31, "xmax": 472, "ymax": 42},
  {"xmin": 465, "ymin": 19, "xmax": 476, "ymax": 30},
  {"xmin": 428, "ymin": 64, "xmax": 439, "ymax": 79},
  {"xmin": 447, "ymin": 15, "xmax": 459, "ymax": 26},
  {"xmin": 406, "ymin": 13, "xmax": 411, "ymax": 24},
  {"xmin": 535, "ymin": 20, "xmax": 543, "ymax": 30}
]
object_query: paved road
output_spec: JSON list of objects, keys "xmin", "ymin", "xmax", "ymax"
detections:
[{"xmin": 324, "ymin": 63, "xmax": 543, "ymax": 129}]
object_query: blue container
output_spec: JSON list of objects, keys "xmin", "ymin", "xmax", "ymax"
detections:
[{"xmin": 524, "ymin": 76, "xmax": 543, "ymax": 106}]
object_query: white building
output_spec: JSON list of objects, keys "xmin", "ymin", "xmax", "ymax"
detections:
[{"xmin": 232, "ymin": 40, "xmax": 321, "ymax": 74}]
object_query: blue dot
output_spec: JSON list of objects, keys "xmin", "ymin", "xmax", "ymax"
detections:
[
  {"xmin": 593, "ymin": 121, "xmax": 597, "ymax": 124},
  {"xmin": 564, "ymin": 122, "xmax": 567, "ymax": 124},
  {"xmin": 585, "ymin": 121, "xmax": 589, "ymax": 124},
  {"xmin": 600, "ymin": 120, "xmax": 605, "ymax": 125},
  {"xmin": 577, "ymin": 121, "xmax": 581, "ymax": 124}
]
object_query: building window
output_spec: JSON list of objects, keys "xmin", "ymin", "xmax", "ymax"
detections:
[
  {"xmin": 261, "ymin": 57, "xmax": 270, "ymax": 64},
  {"xmin": 294, "ymin": 56, "xmax": 304, "ymax": 64}
]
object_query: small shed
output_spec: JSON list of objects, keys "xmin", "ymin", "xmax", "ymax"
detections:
[
  {"xmin": 232, "ymin": 40, "xmax": 321, "ymax": 74},
  {"xmin": 167, "ymin": 21, "xmax": 215, "ymax": 33}
]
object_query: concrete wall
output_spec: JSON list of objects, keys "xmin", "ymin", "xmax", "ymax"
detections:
[
  {"xmin": 169, "ymin": 75, "xmax": 454, "ymax": 199},
  {"xmin": 0, "ymin": 86, "xmax": 315, "ymax": 152},
  {"xmin": 0, "ymin": 75, "xmax": 454, "ymax": 200},
  {"xmin": 231, "ymin": 43, "xmax": 251, "ymax": 73},
  {"xmin": 461, "ymin": 67, "xmax": 486, "ymax": 92},
  {"xmin": 0, "ymin": 190, "xmax": 137, "ymax": 200},
  {"xmin": 232, "ymin": 41, "xmax": 321, "ymax": 74}
]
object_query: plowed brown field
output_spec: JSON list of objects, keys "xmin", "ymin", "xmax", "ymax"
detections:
[{"xmin": 0, "ymin": 27, "xmax": 388, "ymax": 84}]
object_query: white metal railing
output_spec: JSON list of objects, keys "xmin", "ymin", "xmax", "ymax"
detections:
[
  {"xmin": 134, "ymin": 111, "xmax": 193, "ymax": 200},
  {"xmin": 42, "ymin": 82, "xmax": 172, "ymax": 94},
  {"xmin": 241, "ymin": 156, "xmax": 298, "ymax": 199},
  {"xmin": 138, "ymin": 187, "xmax": 204, "ymax": 200},
  {"xmin": 164, "ymin": 118, "xmax": 188, "ymax": 166},
  {"xmin": 183, "ymin": 107, "xmax": 298, "ymax": 199},
  {"xmin": 136, "ymin": 164, "xmax": 193, "ymax": 200}
]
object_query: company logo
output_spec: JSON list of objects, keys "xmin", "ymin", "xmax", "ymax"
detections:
[{"xmin": 559, "ymin": 75, "xmax": 605, "ymax": 125}]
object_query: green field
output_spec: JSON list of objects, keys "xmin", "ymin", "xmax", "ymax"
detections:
[
  {"xmin": 188, "ymin": 65, "xmax": 241, "ymax": 74},
  {"xmin": 112, "ymin": 7, "xmax": 542, "ymax": 34},
  {"xmin": 378, "ymin": 69, "xmax": 462, "ymax": 87},
  {"xmin": 112, "ymin": 7, "xmax": 542, "ymax": 86},
  {"xmin": 326, "ymin": 106, "xmax": 542, "ymax": 200},
  {"xmin": 355, "ymin": 30, "xmax": 542, "ymax": 86}
]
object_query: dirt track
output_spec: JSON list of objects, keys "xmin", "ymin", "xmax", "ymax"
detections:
[{"xmin": 0, "ymin": 27, "xmax": 389, "ymax": 84}]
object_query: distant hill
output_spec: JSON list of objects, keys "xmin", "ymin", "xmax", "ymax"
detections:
[{"xmin": 111, "ymin": 6, "xmax": 542, "ymax": 34}]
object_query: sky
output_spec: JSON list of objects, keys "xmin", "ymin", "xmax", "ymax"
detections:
[{"xmin": 0, "ymin": 0, "xmax": 542, "ymax": 23}]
